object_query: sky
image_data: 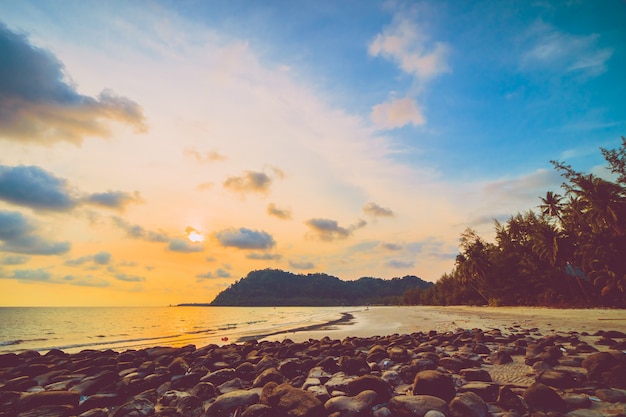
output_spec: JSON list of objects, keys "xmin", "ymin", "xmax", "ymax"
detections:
[{"xmin": 0, "ymin": 0, "xmax": 625, "ymax": 306}]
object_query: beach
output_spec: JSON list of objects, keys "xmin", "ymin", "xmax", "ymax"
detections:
[
  {"xmin": 262, "ymin": 306, "xmax": 626, "ymax": 343},
  {"xmin": 1, "ymin": 306, "xmax": 626, "ymax": 416}
]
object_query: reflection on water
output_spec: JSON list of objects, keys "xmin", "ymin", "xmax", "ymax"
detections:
[{"xmin": 0, "ymin": 306, "xmax": 351, "ymax": 354}]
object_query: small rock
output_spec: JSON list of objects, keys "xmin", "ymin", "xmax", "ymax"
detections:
[
  {"xmin": 387, "ymin": 395, "xmax": 448, "ymax": 416},
  {"xmin": 412, "ymin": 370, "xmax": 456, "ymax": 402},
  {"xmin": 449, "ymin": 391, "xmax": 489, "ymax": 417},
  {"xmin": 522, "ymin": 382, "xmax": 567, "ymax": 412}
]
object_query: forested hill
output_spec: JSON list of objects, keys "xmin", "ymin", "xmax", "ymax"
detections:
[{"xmin": 209, "ymin": 269, "xmax": 433, "ymax": 306}]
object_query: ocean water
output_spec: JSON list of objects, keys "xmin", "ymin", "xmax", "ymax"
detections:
[{"xmin": 0, "ymin": 306, "xmax": 351, "ymax": 354}]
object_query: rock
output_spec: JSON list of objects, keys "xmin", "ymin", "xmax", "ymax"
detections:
[
  {"xmin": 387, "ymin": 395, "xmax": 448, "ymax": 417},
  {"xmin": 324, "ymin": 390, "xmax": 378, "ymax": 417},
  {"xmin": 111, "ymin": 398, "xmax": 155, "ymax": 417},
  {"xmin": 595, "ymin": 388, "xmax": 626, "ymax": 403},
  {"xmin": 339, "ymin": 356, "xmax": 369, "ymax": 376},
  {"xmin": 367, "ymin": 345, "xmax": 388, "ymax": 363},
  {"xmin": 77, "ymin": 408, "xmax": 108, "ymax": 417},
  {"xmin": 412, "ymin": 370, "xmax": 456, "ymax": 402},
  {"xmin": 175, "ymin": 394, "xmax": 202, "ymax": 417},
  {"xmin": 439, "ymin": 357, "xmax": 465, "ymax": 373},
  {"xmin": 346, "ymin": 374, "xmax": 392, "ymax": 403},
  {"xmin": 205, "ymin": 389, "xmax": 261, "ymax": 417},
  {"xmin": 189, "ymin": 381, "xmax": 215, "ymax": 400},
  {"xmin": 449, "ymin": 391, "xmax": 489, "ymax": 417},
  {"xmin": 218, "ymin": 377, "xmax": 245, "ymax": 394},
  {"xmin": 522, "ymin": 382, "xmax": 567, "ymax": 412},
  {"xmin": 17, "ymin": 404, "xmax": 75, "ymax": 417},
  {"xmin": 167, "ymin": 357, "xmax": 189, "ymax": 375},
  {"xmin": 240, "ymin": 403, "xmax": 272, "ymax": 417},
  {"xmin": 17, "ymin": 391, "xmax": 80, "ymax": 413},
  {"xmin": 582, "ymin": 351, "xmax": 626, "ymax": 388},
  {"xmin": 460, "ymin": 368, "xmax": 492, "ymax": 382},
  {"xmin": 491, "ymin": 351, "xmax": 513, "ymax": 365},
  {"xmin": 261, "ymin": 382, "xmax": 324, "ymax": 417},
  {"xmin": 253, "ymin": 367, "xmax": 287, "ymax": 388},
  {"xmin": 325, "ymin": 372, "xmax": 355, "ymax": 393},
  {"xmin": 70, "ymin": 370, "xmax": 118, "ymax": 395},
  {"xmin": 536, "ymin": 369, "xmax": 581, "ymax": 389},
  {"xmin": 307, "ymin": 385, "xmax": 330, "ymax": 404},
  {"xmin": 562, "ymin": 393, "xmax": 591, "ymax": 409},
  {"xmin": 496, "ymin": 385, "xmax": 527, "ymax": 413},
  {"xmin": 78, "ymin": 393, "xmax": 121, "ymax": 414},
  {"xmin": 202, "ymin": 368, "xmax": 237, "ymax": 385},
  {"xmin": 458, "ymin": 382, "xmax": 499, "ymax": 402}
]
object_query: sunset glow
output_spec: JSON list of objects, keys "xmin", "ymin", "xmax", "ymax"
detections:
[{"xmin": 0, "ymin": 1, "xmax": 624, "ymax": 306}]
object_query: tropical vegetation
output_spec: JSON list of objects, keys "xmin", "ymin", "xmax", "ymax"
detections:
[{"xmin": 404, "ymin": 137, "xmax": 626, "ymax": 308}]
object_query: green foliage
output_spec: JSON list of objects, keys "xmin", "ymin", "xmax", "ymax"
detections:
[
  {"xmin": 210, "ymin": 269, "xmax": 433, "ymax": 306},
  {"xmin": 405, "ymin": 137, "xmax": 626, "ymax": 308}
]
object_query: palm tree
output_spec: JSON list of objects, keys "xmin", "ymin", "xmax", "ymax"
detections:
[{"xmin": 539, "ymin": 191, "xmax": 563, "ymax": 223}]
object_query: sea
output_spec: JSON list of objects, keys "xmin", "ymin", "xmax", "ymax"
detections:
[{"xmin": 0, "ymin": 306, "xmax": 352, "ymax": 355}]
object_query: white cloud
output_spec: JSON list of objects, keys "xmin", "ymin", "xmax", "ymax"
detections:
[
  {"xmin": 371, "ymin": 97, "xmax": 425, "ymax": 130},
  {"xmin": 369, "ymin": 17, "xmax": 450, "ymax": 80},
  {"xmin": 523, "ymin": 23, "xmax": 613, "ymax": 77}
]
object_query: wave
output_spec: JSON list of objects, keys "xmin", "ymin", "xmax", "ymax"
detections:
[{"xmin": 0, "ymin": 340, "xmax": 23, "ymax": 347}]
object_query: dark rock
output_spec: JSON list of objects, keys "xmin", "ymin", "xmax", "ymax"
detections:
[
  {"xmin": 491, "ymin": 351, "xmax": 513, "ymax": 365},
  {"xmin": 324, "ymin": 389, "xmax": 378, "ymax": 417},
  {"xmin": 70, "ymin": 370, "xmax": 118, "ymax": 395},
  {"xmin": 582, "ymin": 350, "xmax": 626, "ymax": 388},
  {"xmin": 595, "ymin": 388, "xmax": 626, "ymax": 403},
  {"xmin": 167, "ymin": 357, "xmax": 189, "ymax": 375},
  {"xmin": 240, "ymin": 403, "xmax": 272, "ymax": 417},
  {"xmin": 325, "ymin": 372, "xmax": 355, "ymax": 393},
  {"xmin": 189, "ymin": 381, "xmax": 215, "ymax": 400},
  {"xmin": 261, "ymin": 382, "xmax": 324, "ymax": 417},
  {"xmin": 77, "ymin": 408, "xmax": 109, "ymax": 417},
  {"xmin": 218, "ymin": 377, "xmax": 245, "ymax": 394},
  {"xmin": 339, "ymin": 356, "xmax": 369, "ymax": 376},
  {"xmin": 387, "ymin": 395, "xmax": 448, "ymax": 417},
  {"xmin": 78, "ymin": 393, "xmax": 121, "ymax": 414},
  {"xmin": 205, "ymin": 388, "xmax": 261, "ymax": 417},
  {"xmin": 346, "ymin": 374, "xmax": 392, "ymax": 403},
  {"xmin": 18, "ymin": 391, "xmax": 80, "ymax": 413},
  {"xmin": 496, "ymin": 385, "xmax": 527, "ymax": 413},
  {"xmin": 439, "ymin": 357, "xmax": 465, "ymax": 373},
  {"xmin": 522, "ymin": 382, "xmax": 567, "ymax": 412},
  {"xmin": 170, "ymin": 371, "xmax": 202, "ymax": 391},
  {"xmin": 202, "ymin": 368, "xmax": 236, "ymax": 385},
  {"xmin": 17, "ymin": 404, "xmax": 75, "ymax": 417},
  {"xmin": 111, "ymin": 398, "xmax": 155, "ymax": 417},
  {"xmin": 536, "ymin": 369, "xmax": 581, "ymax": 389},
  {"xmin": 412, "ymin": 370, "xmax": 456, "ymax": 402},
  {"xmin": 458, "ymin": 381, "xmax": 499, "ymax": 402},
  {"xmin": 253, "ymin": 367, "xmax": 287, "ymax": 388},
  {"xmin": 367, "ymin": 345, "xmax": 388, "ymax": 363},
  {"xmin": 562, "ymin": 393, "xmax": 591, "ymax": 409},
  {"xmin": 460, "ymin": 368, "xmax": 492, "ymax": 382},
  {"xmin": 449, "ymin": 391, "xmax": 488, "ymax": 417}
]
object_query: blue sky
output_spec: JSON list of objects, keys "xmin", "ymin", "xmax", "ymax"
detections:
[{"xmin": 0, "ymin": 0, "xmax": 625, "ymax": 305}]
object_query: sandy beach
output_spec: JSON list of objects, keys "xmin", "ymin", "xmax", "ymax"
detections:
[
  {"xmin": 2, "ymin": 306, "xmax": 626, "ymax": 416},
  {"xmin": 261, "ymin": 305, "xmax": 626, "ymax": 343}
]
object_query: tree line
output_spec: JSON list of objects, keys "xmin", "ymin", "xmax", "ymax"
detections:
[
  {"xmin": 403, "ymin": 137, "xmax": 626, "ymax": 308},
  {"xmin": 210, "ymin": 269, "xmax": 433, "ymax": 306}
]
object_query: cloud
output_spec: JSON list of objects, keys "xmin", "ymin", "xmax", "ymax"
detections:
[
  {"xmin": 196, "ymin": 268, "xmax": 231, "ymax": 280},
  {"xmin": 168, "ymin": 238, "xmax": 204, "ymax": 253},
  {"xmin": 523, "ymin": 23, "xmax": 613, "ymax": 77},
  {"xmin": 0, "ymin": 23, "xmax": 146, "ymax": 145},
  {"xmin": 363, "ymin": 202, "xmax": 395, "ymax": 218},
  {"xmin": 246, "ymin": 252, "xmax": 282, "ymax": 260},
  {"xmin": 483, "ymin": 168, "xmax": 562, "ymax": 203},
  {"xmin": 114, "ymin": 272, "xmax": 146, "ymax": 282},
  {"xmin": 385, "ymin": 259, "xmax": 415, "ymax": 269},
  {"xmin": 10, "ymin": 268, "xmax": 51, "ymax": 282},
  {"xmin": 0, "ymin": 165, "xmax": 143, "ymax": 212},
  {"xmin": 305, "ymin": 218, "xmax": 366, "ymax": 242},
  {"xmin": 0, "ymin": 165, "xmax": 76, "ymax": 211},
  {"xmin": 0, "ymin": 255, "xmax": 29, "ymax": 265},
  {"xmin": 369, "ymin": 16, "xmax": 450, "ymax": 81},
  {"xmin": 65, "ymin": 251, "xmax": 112, "ymax": 266},
  {"xmin": 371, "ymin": 97, "xmax": 425, "ymax": 130},
  {"xmin": 380, "ymin": 243, "xmax": 403, "ymax": 251},
  {"xmin": 289, "ymin": 260, "xmax": 315, "ymax": 270},
  {"xmin": 184, "ymin": 148, "xmax": 227, "ymax": 163},
  {"xmin": 223, "ymin": 171, "xmax": 272, "ymax": 194},
  {"xmin": 197, "ymin": 182, "xmax": 214, "ymax": 191},
  {"xmin": 69, "ymin": 277, "xmax": 110, "ymax": 287},
  {"xmin": 267, "ymin": 203, "xmax": 292, "ymax": 220},
  {"xmin": 0, "ymin": 210, "xmax": 70, "ymax": 255},
  {"xmin": 214, "ymin": 227, "xmax": 276, "ymax": 250},
  {"xmin": 111, "ymin": 216, "xmax": 170, "ymax": 242},
  {"xmin": 83, "ymin": 191, "xmax": 142, "ymax": 210}
]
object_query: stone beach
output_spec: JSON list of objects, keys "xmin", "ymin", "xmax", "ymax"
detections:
[{"xmin": 1, "ymin": 307, "xmax": 626, "ymax": 417}]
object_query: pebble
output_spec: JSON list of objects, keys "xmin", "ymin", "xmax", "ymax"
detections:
[{"xmin": 0, "ymin": 327, "xmax": 625, "ymax": 417}]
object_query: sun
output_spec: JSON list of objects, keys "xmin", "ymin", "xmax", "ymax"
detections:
[{"xmin": 185, "ymin": 226, "xmax": 204, "ymax": 243}]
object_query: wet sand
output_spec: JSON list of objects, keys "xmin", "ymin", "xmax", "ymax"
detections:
[{"xmin": 260, "ymin": 306, "xmax": 626, "ymax": 343}]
